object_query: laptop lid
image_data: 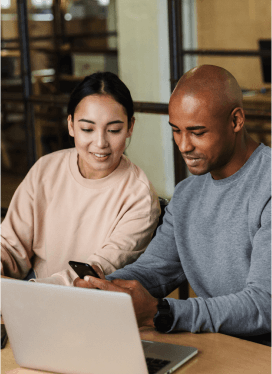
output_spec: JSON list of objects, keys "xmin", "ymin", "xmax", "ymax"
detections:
[{"xmin": 1, "ymin": 279, "xmax": 197, "ymax": 374}]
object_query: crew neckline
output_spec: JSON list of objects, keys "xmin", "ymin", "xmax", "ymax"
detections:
[
  {"xmin": 69, "ymin": 148, "xmax": 130, "ymax": 189},
  {"xmin": 210, "ymin": 143, "xmax": 265, "ymax": 186}
]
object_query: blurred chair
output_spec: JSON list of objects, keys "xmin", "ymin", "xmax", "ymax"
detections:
[{"xmin": 153, "ymin": 197, "xmax": 169, "ymax": 238}]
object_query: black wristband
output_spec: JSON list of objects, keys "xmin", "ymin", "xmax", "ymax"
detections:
[{"xmin": 153, "ymin": 298, "xmax": 174, "ymax": 333}]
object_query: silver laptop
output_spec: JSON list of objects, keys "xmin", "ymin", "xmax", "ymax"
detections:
[{"xmin": 1, "ymin": 278, "xmax": 197, "ymax": 374}]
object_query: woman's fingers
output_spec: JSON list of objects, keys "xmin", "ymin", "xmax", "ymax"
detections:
[
  {"xmin": 73, "ymin": 277, "xmax": 91, "ymax": 288},
  {"xmin": 91, "ymin": 265, "xmax": 105, "ymax": 280}
]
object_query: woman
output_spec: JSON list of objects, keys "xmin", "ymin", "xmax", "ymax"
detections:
[{"xmin": 1, "ymin": 72, "xmax": 160, "ymax": 286}]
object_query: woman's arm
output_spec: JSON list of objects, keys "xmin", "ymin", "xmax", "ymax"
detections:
[
  {"xmin": 34, "ymin": 182, "xmax": 161, "ymax": 286},
  {"xmin": 1, "ymin": 168, "xmax": 36, "ymax": 279}
]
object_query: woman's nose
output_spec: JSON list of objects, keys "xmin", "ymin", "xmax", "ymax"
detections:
[{"xmin": 95, "ymin": 131, "xmax": 109, "ymax": 148}]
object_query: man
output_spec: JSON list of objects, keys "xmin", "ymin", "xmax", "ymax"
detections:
[{"xmin": 75, "ymin": 65, "xmax": 271, "ymax": 343}]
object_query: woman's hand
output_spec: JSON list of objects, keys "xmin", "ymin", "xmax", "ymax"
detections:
[{"xmin": 73, "ymin": 265, "xmax": 105, "ymax": 288}]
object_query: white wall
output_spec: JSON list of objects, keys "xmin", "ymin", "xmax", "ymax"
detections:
[
  {"xmin": 182, "ymin": 0, "xmax": 198, "ymax": 73},
  {"xmin": 116, "ymin": 0, "xmax": 175, "ymax": 199}
]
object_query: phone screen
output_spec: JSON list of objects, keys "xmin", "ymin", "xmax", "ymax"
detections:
[{"xmin": 69, "ymin": 261, "xmax": 100, "ymax": 279}]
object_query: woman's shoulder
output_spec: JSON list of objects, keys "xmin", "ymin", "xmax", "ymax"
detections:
[
  {"xmin": 120, "ymin": 156, "xmax": 160, "ymax": 214},
  {"xmin": 122, "ymin": 155, "xmax": 154, "ymax": 191},
  {"xmin": 38, "ymin": 148, "xmax": 74, "ymax": 163},
  {"xmin": 27, "ymin": 148, "xmax": 74, "ymax": 181},
  {"xmin": 34, "ymin": 148, "xmax": 73, "ymax": 169}
]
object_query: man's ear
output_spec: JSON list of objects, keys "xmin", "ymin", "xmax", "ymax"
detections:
[
  {"xmin": 231, "ymin": 107, "xmax": 245, "ymax": 133},
  {"xmin": 67, "ymin": 115, "xmax": 75, "ymax": 137},
  {"xmin": 127, "ymin": 116, "xmax": 135, "ymax": 138}
]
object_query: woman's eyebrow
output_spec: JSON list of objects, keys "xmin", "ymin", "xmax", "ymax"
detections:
[
  {"xmin": 107, "ymin": 120, "xmax": 124, "ymax": 125},
  {"xmin": 79, "ymin": 119, "xmax": 95, "ymax": 124},
  {"xmin": 78, "ymin": 119, "xmax": 124, "ymax": 125}
]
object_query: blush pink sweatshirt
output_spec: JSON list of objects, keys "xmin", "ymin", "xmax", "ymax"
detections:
[{"xmin": 1, "ymin": 148, "xmax": 160, "ymax": 285}]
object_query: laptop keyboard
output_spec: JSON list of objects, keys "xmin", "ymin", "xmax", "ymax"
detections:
[{"xmin": 146, "ymin": 357, "xmax": 171, "ymax": 374}]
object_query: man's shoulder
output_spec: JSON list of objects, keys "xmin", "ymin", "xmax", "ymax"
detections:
[
  {"xmin": 259, "ymin": 144, "xmax": 271, "ymax": 165},
  {"xmin": 248, "ymin": 144, "xmax": 271, "ymax": 181},
  {"xmin": 247, "ymin": 145, "xmax": 271, "ymax": 197}
]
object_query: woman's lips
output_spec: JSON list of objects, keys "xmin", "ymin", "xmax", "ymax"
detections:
[{"xmin": 90, "ymin": 152, "xmax": 111, "ymax": 161}]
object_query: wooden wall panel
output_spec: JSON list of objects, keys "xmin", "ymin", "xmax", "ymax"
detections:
[{"xmin": 196, "ymin": 0, "xmax": 271, "ymax": 89}]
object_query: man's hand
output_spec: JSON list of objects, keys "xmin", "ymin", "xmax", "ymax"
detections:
[
  {"xmin": 113, "ymin": 279, "xmax": 158, "ymax": 328},
  {"xmin": 73, "ymin": 265, "xmax": 105, "ymax": 288},
  {"xmin": 79, "ymin": 276, "xmax": 158, "ymax": 328}
]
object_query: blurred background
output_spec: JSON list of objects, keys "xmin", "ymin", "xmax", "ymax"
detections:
[{"xmin": 1, "ymin": 0, "xmax": 271, "ymax": 216}]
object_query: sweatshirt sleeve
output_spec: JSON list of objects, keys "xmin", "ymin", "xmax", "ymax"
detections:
[
  {"xmin": 1, "ymin": 166, "xmax": 36, "ymax": 279},
  {"xmin": 84, "ymin": 186, "xmax": 161, "ymax": 275},
  {"xmin": 166, "ymin": 198, "xmax": 271, "ymax": 336},
  {"xmin": 106, "ymin": 199, "xmax": 187, "ymax": 294},
  {"xmin": 108, "ymin": 198, "xmax": 271, "ymax": 337},
  {"xmin": 34, "ymin": 183, "xmax": 161, "ymax": 286}
]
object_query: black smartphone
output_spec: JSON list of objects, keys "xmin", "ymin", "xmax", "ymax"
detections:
[
  {"xmin": 1, "ymin": 324, "xmax": 8, "ymax": 349},
  {"xmin": 69, "ymin": 261, "xmax": 100, "ymax": 279}
]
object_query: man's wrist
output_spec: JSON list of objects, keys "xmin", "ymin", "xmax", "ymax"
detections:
[
  {"xmin": 143, "ymin": 297, "xmax": 158, "ymax": 327},
  {"xmin": 153, "ymin": 298, "xmax": 174, "ymax": 333}
]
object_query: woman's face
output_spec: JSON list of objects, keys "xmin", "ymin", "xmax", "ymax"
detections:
[{"xmin": 68, "ymin": 94, "xmax": 134, "ymax": 179}]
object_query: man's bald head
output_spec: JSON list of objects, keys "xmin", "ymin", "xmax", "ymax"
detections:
[
  {"xmin": 168, "ymin": 65, "xmax": 257, "ymax": 179},
  {"xmin": 170, "ymin": 65, "xmax": 243, "ymax": 118}
]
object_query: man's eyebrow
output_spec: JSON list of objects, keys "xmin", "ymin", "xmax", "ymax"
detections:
[
  {"xmin": 186, "ymin": 126, "xmax": 206, "ymax": 131},
  {"xmin": 168, "ymin": 122, "xmax": 179, "ymax": 128},
  {"xmin": 78, "ymin": 119, "xmax": 124, "ymax": 125},
  {"xmin": 168, "ymin": 122, "xmax": 206, "ymax": 131}
]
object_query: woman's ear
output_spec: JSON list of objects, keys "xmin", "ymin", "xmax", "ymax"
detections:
[
  {"xmin": 231, "ymin": 107, "xmax": 245, "ymax": 133},
  {"xmin": 67, "ymin": 115, "xmax": 75, "ymax": 137},
  {"xmin": 127, "ymin": 116, "xmax": 135, "ymax": 138}
]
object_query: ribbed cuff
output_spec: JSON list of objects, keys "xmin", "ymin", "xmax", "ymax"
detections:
[
  {"xmin": 166, "ymin": 298, "xmax": 193, "ymax": 332},
  {"xmin": 29, "ymin": 274, "xmax": 69, "ymax": 286}
]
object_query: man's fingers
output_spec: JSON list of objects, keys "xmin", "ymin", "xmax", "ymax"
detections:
[
  {"xmin": 84, "ymin": 276, "xmax": 130, "ymax": 294},
  {"xmin": 112, "ymin": 278, "xmax": 139, "ymax": 289}
]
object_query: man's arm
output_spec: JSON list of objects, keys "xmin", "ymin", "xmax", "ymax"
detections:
[
  {"xmin": 85, "ymin": 262, "xmax": 270, "ymax": 336},
  {"xmin": 88, "ymin": 201, "xmax": 271, "ymax": 336},
  {"xmin": 105, "ymin": 201, "xmax": 187, "ymax": 297},
  {"xmin": 77, "ymin": 196, "xmax": 271, "ymax": 337}
]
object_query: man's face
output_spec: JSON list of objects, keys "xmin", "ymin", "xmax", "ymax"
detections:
[{"xmin": 169, "ymin": 93, "xmax": 236, "ymax": 179}]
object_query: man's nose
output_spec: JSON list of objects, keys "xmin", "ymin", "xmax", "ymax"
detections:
[{"xmin": 176, "ymin": 133, "xmax": 194, "ymax": 154}]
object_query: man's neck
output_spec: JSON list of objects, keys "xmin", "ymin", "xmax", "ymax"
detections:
[{"xmin": 211, "ymin": 134, "xmax": 259, "ymax": 180}]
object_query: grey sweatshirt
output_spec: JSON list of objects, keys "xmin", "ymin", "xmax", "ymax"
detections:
[{"xmin": 107, "ymin": 144, "xmax": 271, "ymax": 337}]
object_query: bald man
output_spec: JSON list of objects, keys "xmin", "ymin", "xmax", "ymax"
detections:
[{"xmin": 76, "ymin": 66, "xmax": 271, "ymax": 344}]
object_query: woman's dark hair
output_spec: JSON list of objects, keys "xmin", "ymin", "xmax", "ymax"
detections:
[{"xmin": 67, "ymin": 72, "xmax": 134, "ymax": 128}]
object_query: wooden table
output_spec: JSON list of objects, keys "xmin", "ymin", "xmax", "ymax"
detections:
[
  {"xmin": 0, "ymin": 276, "xmax": 272, "ymax": 374},
  {"xmin": 141, "ymin": 328, "xmax": 271, "ymax": 374},
  {"xmin": 2, "ymin": 326, "xmax": 271, "ymax": 374}
]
